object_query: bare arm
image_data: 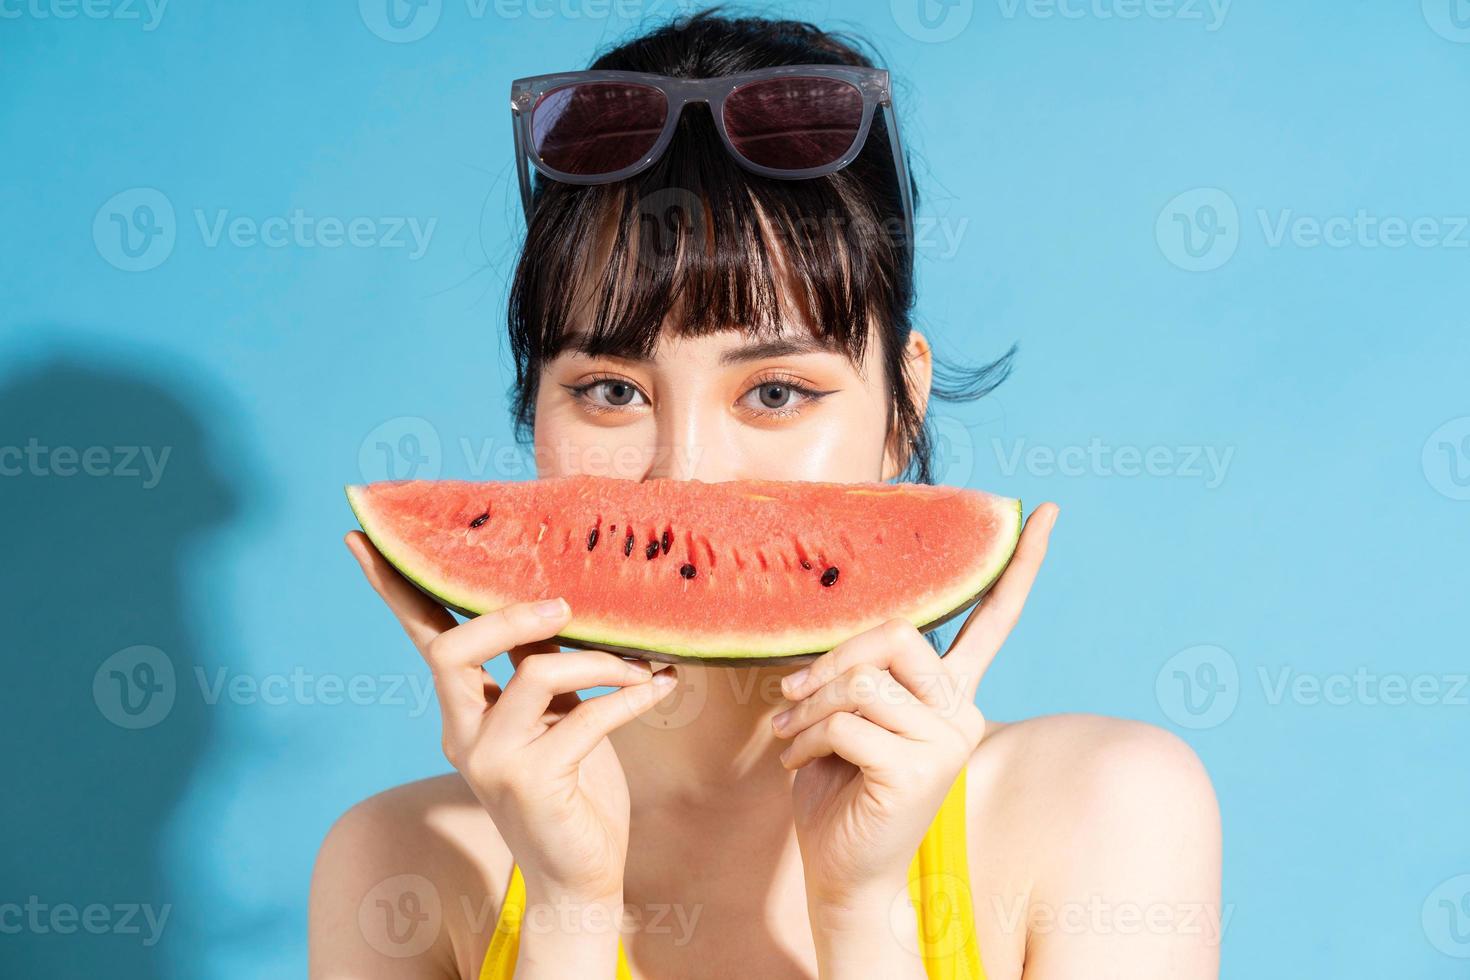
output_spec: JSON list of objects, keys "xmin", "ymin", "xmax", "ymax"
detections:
[{"xmin": 309, "ymin": 794, "xmax": 462, "ymax": 979}]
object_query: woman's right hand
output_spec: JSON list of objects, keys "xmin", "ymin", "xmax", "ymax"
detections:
[{"xmin": 346, "ymin": 530, "xmax": 677, "ymax": 903}]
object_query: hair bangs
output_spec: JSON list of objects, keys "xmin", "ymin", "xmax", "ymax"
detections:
[{"xmin": 522, "ymin": 112, "xmax": 897, "ymax": 374}]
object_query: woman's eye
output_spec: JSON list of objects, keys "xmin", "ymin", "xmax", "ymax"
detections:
[
  {"xmin": 755, "ymin": 383, "xmax": 794, "ymax": 409},
  {"xmin": 738, "ymin": 378, "xmax": 826, "ymax": 415},
  {"xmin": 566, "ymin": 375, "xmax": 827, "ymax": 417},
  {"xmin": 576, "ymin": 379, "xmax": 647, "ymax": 408}
]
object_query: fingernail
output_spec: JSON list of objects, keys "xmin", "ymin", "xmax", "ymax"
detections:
[
  {"xmin": 783, "ymin": 667, "xmax": 809, "ymax": 695},
  {"xmin": 652, "ymin": 669, "xmax": 676, "ymax": 687},
  {"xmin": 771, "ymin": 708, "xmax": 792, "ymax": 732},
  {"xmin": 534, "ymin": 597, "xmax": 569, "ymax": 618}
]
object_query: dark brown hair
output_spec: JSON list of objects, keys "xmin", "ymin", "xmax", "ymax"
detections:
[{"xmin": 506, "ymin": 5, "xmax": 1013, "ymax": 484}]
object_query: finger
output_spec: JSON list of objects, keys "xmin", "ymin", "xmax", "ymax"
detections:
[
  {"xmin": 534, "ymin": 668, "xmax": 680, "ymax": 761},
  {"xmin": 429, "ymin": 597, "xmax": 572, "ymax": 669},
  {"xmin": 422, "ymin": 599, "xmax": 574, "ymax": 748},
  {"xmin": 487, "ymin": 649, "xmax": 655, "ymax": 742},
  {"xmin": 946, "ymin": 502, "xmax": 1059, "ymax": 691},
  {"xmin": 782, "ymin": 618, "xmax": 953, "ymax": 712},
  {"xmin": 779, "ymin": 711, "xmax": 896, "ymax": 771},
  {"xmin": 346, "ymin": 531, "xmax": 456, "ymax": 649},
  {"xmin": 508, "ymin": 643, "xmax": 583, "ymax": 719},
  {"xmin": 773, "ymin": 665, "xmax": 941, "ymax": 741}
]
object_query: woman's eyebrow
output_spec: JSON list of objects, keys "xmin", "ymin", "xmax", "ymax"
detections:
[
  {"xmin": 556, "ymin": 330, "xmax": 840, "ymax": 364},
  {"xmin": 718, "ymin": 336, "xmax": 839, "ymax": 365}
]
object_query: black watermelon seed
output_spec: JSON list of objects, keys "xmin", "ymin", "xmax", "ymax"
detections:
[
  {"xmin": 624, "ymin": 530, "xmax": 634, "ymax": 556},
  {"xmin": 800, "ymin": 559, "xmax": 812, "ymax": 570},
  {"xmin": 610, "ymin": 524, "xmax": 616, "ymax": 532},
  {"xmin": 679, "ymin": 563, "xmax": 696, "ymax": 579},
  {"xmin": 645, "ymin": 540, "xmax": 660, "ymax": 560},
  {"xmin": 820, "ymin": 566, "xmax": 840, "ymax": 587},
  {"xmin": 661, "ymin": 529, "xmax": 672, "ymax": 554},
  {"xmin": 469, "ymin": 513, "xmax": 489, "ymax": 528},
  {"xmin": 587, "ymin": 527, "xmax": 599, "ymax": 551}
]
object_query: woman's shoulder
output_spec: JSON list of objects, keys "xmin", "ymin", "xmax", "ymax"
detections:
[
  {"xmin": 308, "ymin": 773, "xmax": 511, "ymax": 978},
  {"xmin": 964, "ymin": 714, "xmax": 1222, "ymax": 972},
  {"xmin": 313, "ymin": 772, "xmax": 511, "ymax": 881},
  {"xmin": 969, "ymin": 712, "xmax": 1218, "ymax": 854},
  {"xmin": 973, "ymin": 711, "xmax": 1215, "ymax": 796}
]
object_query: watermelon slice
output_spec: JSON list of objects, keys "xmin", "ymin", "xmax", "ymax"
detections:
[{"xmin": 346, "ymin": 476, "xmax": 1021, "ymax": 665}]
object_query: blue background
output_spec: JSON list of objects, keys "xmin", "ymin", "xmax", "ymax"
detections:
[{"xmin": 3, "ymin": 1, "xmax": 1467, "ymax": 976}]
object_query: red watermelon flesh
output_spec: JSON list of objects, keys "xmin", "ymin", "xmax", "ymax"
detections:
[{"xmin": 347, "ymin": 476, "xmax": 1022, "ymax": 665}]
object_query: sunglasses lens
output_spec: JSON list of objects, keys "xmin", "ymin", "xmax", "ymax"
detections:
[
  {"xmin": 532, "ymin": 82, "xmax": 668, "ymax": 176},
  {"xmin": 722, "ymin": 76, "xmax": 865, "ymax": 172}
]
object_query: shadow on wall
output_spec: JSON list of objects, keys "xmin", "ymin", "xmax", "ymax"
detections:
[{"xmin": 0, "ymin": 338, "xmax": 244, "ymax": 979}]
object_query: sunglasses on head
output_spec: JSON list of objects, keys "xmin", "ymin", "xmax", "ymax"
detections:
[{"xmin": 509, "ymin": 64, "xmax": 915, "ymax": 251}]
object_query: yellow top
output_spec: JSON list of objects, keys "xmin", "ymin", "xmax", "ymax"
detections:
[{"xmin": 479, "ymin": 767, "xmax": 985, "ymax": 979}]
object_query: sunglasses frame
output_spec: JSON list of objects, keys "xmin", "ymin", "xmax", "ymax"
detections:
[{"xmin": 509, "ymin": 64, "xmax": 915, "ymax": 253}]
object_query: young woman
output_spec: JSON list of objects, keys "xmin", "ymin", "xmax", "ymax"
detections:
[{"xmin": 310, "ymin": 10, "xmax": 1221, "ymax": 978}]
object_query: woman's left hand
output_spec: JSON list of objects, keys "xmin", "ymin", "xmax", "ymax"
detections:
[{"xmin": 772, "ymin": 501, "xmax": 1059, "ymax": 914}]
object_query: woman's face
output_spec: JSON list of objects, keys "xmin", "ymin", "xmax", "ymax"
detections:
[{"xmin": 533, "ymin": 314, "xmax": 931, "ymax": 485}]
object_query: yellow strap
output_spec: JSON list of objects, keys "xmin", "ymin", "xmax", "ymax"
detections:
[
  {"xmin": 906, "ymin": 766, "xmax": 986, "ymax": 979},
  {"xmin": 482, "ymin": 768, "xmax": 982, "ymax": 979},
  {"xmin": 479, "ymin": 864, "xmax": 633, "ymax": 980},
  {"xmin": 478, "ymin": 862, "xmax": 521, "ymax": 980}
]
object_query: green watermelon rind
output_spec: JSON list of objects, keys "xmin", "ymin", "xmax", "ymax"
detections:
[{"xmin": 347, "ymin": 484, "xmax": 1022, "ymax": 666}]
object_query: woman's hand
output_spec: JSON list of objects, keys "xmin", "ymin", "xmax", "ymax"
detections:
[
  {"xmin": 772, "ymin": 503, "xmax": 1059, "ymax": 915},
  {"xmin": 345, "ymin": 531, "xmax": 678, "ymax": 904}
]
